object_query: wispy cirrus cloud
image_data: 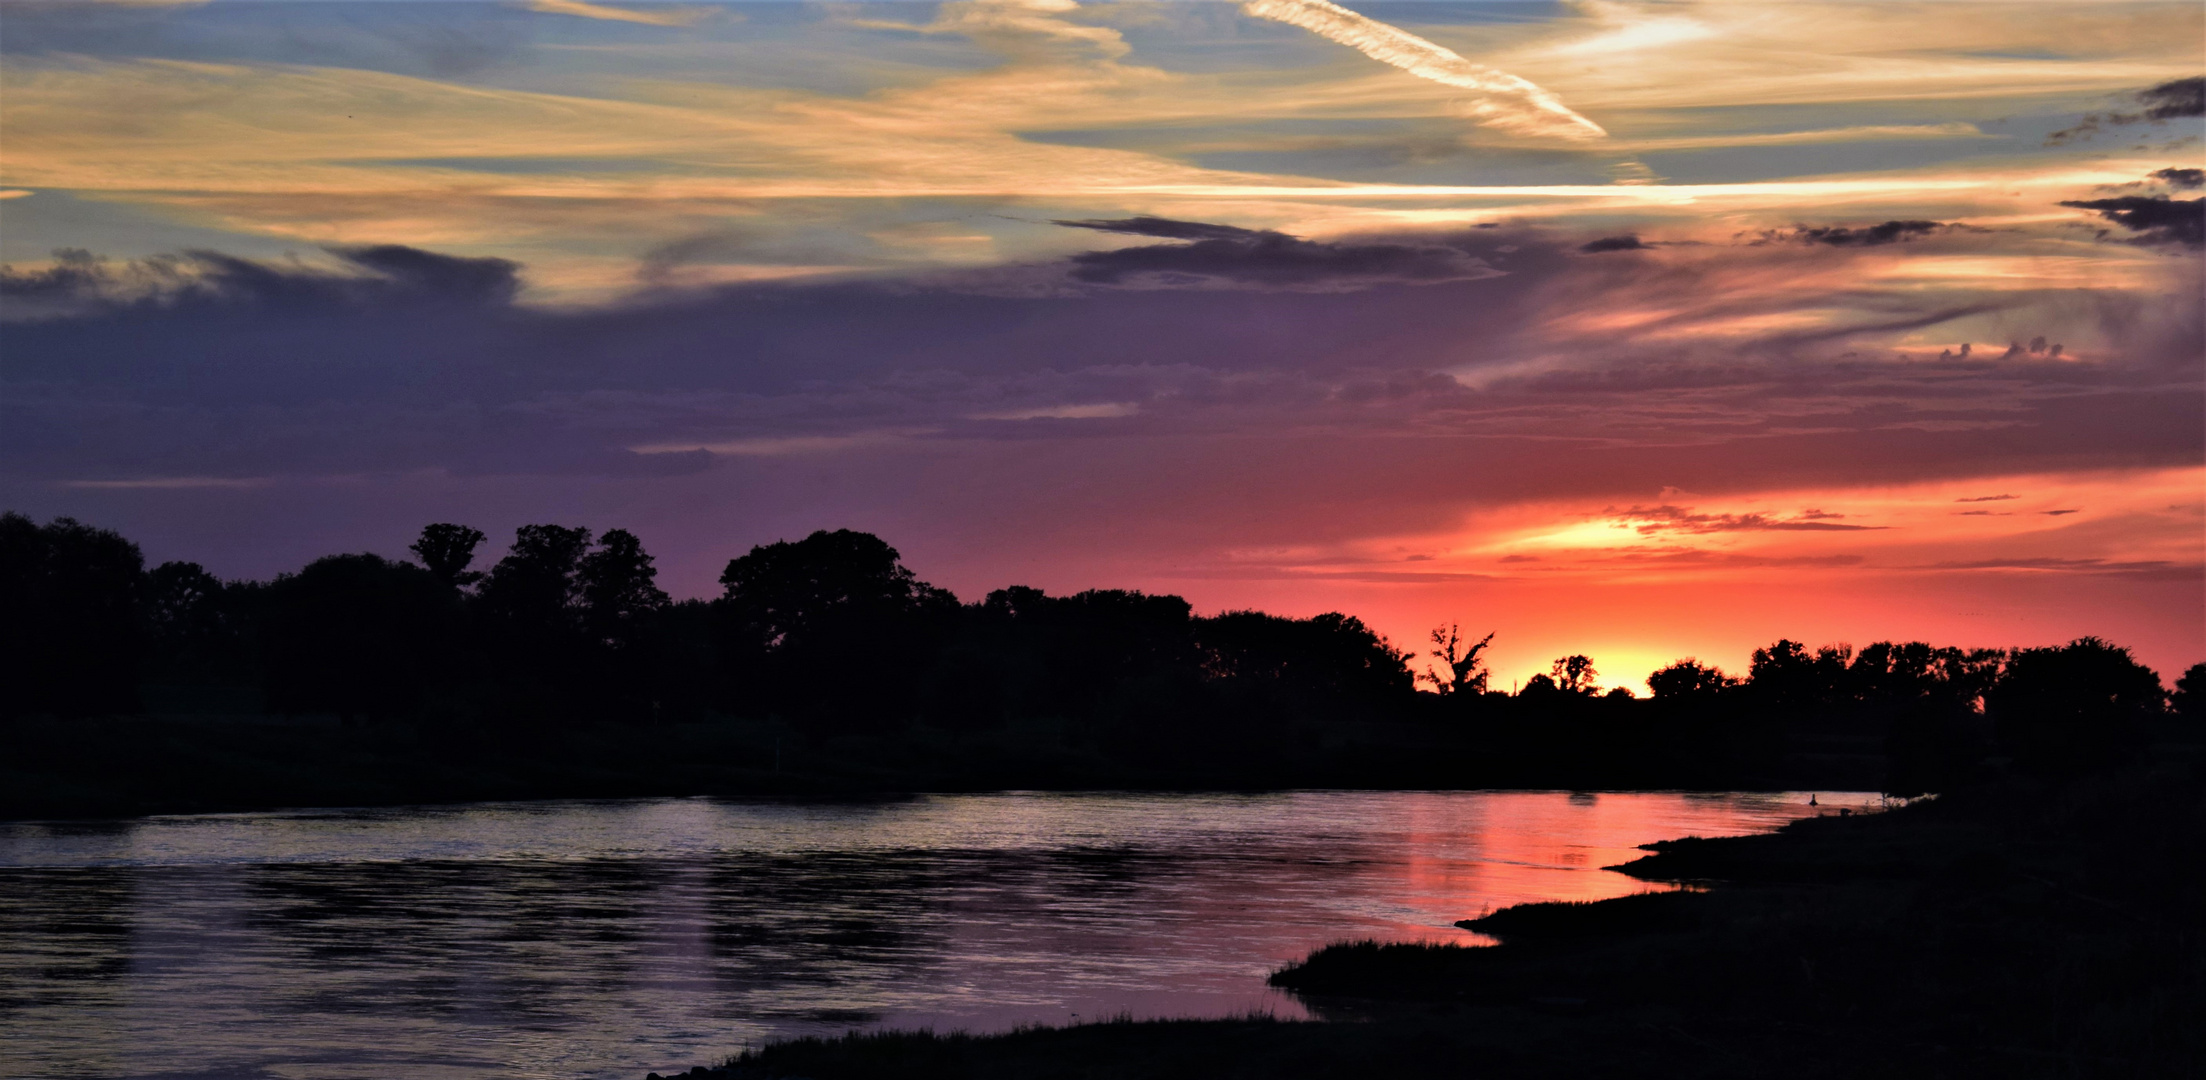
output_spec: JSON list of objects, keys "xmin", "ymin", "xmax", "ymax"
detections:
[
  {"xmin": 523, "ymin": 0, "xmax": 705, "ymax": 27},
  {"xmin": 64, "ymin": 476, "xmax": 267, "ymax": 490},
  {"xmin": 1612, "ymin": 122, "xmax": 1990, "ymax": 152},
  {"xmin": 871, "ymin": 0, "xmax": 1132, "ymax": 59},
  {"xmin": 1239, "ymin": 0, "xmax": 1606, "ymax": 140}
]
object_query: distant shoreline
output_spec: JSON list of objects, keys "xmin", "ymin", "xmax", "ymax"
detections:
[
  {"xmin": 0, "ymin": 710, "xmax": 1888, "ymax": 823},
  {"xmin": 11, "ymin": 515, "xmax": 2194, "ymax": 826}
]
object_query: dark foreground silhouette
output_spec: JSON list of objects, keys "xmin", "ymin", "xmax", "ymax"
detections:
[
  {"xmin": 668, "ymin": 754, "xmax": 2204, "ymax": 1079},
  {"xmin": 3, "ymin": 511, "xmax": 2201, "ymax": 818}
]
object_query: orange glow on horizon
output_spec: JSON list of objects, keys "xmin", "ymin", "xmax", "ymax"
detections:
[{"xmin": 953, "ymin": 467, "xmax": 2206, "ymax": 693}]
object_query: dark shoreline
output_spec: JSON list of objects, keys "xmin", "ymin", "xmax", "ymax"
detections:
[
  {"xmin": 0, "ymin": 710, "xmax": 1890, "ymax": 823},
  {"xmin": 680, "ymin": 756, "xmax": 2202, "ymax": 1079}
]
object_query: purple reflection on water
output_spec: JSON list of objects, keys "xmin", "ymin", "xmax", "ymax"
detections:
[{"xmin": 0, "ymin": 789, "xmax": 1885, "ymax": 1079}]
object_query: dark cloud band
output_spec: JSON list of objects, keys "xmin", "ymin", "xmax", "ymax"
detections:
[{"xmin": 1052, "ymin": 216, "xmax": 1499, "ymax": 289}]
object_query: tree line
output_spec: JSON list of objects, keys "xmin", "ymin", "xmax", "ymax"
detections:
[{"xmin": 4, "ymin": 511, "xmax": 2198, "ymax": 791}]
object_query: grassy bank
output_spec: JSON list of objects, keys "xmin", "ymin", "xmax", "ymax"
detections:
[{"xmin": 692, "ymin": 756, "xmax": 2202, "ymax": 1079}]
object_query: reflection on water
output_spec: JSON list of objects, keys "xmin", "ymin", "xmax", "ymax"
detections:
[{"xmin": 0, "ymin": 790, "xmax": 1882, "ymax": 1080}]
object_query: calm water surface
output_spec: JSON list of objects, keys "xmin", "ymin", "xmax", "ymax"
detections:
[{"xmin": 0, "ymin": 790, "xmax": 1883, "ymax": 1080}]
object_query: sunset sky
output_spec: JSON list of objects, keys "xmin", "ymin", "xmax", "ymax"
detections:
[{"xmin": 2, "ymin": 0, "xmax": 2201, "ymax": 687}]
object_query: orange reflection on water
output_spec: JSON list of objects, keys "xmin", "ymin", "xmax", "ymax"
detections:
[{"xmin": 1317, "ymin": 789, "xmax": 1884, "ymax": 948}]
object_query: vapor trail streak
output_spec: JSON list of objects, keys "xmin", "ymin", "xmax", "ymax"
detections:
[{"xmin": 1242, "ymin": 0, "xmax": 1606, "ymax": 141}]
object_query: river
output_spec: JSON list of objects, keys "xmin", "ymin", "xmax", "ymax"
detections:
[{"xmin": 0, "ymin": 789, "xmax": 1882, "ymax": 1079}]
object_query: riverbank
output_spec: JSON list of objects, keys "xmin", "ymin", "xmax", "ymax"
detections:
[
  {"xmin": 0, "ymin": 710, "xmax": 1887, "ymax": 820},
  {"xmin": 693, "ymin": 756, "xmax": 2201, "ymax": 1078}
]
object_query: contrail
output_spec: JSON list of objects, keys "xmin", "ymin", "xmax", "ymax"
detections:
[{"xmin": 1242, "ymin": 0, "xmax": 1606, "ymax": 141}]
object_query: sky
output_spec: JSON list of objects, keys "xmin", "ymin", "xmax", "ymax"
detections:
[{"xmin": 2, "ymin": 0, "xmax": 2202, "ymax": 689}]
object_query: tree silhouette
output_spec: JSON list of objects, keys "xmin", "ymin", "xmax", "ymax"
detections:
[
  {"xmin": 0, "ymin": 513, "xmax": 146, "ymax": 718},
  {"xmin": 469, "ymin": 524, "xmax": 596, "ymax": 721},
  {"xmin": 1986, "ymin": 636, "xmax": 2163, "ymax": 778},
  {"xmin": 1200, "ymin": 611, "xmax": 1413, "ymax": 705},
  {"xmin": 979, "ymin": 587, "xmax": 1197, "ymax": 718},
  {"xmin": 718, "ymin": 529, "xmax": 957, "ymax": 726},
  {"xmin": 1550, "ymin": 654, "xmax": 1599, "ymax": 695},
  {"xmin": 1838, "ymin": 642, "xmax": 2003, "ymax": 797},
  {"xmin": 1423, "ymin": 624, "xmax": 1494, "ymax": 695},
  {"xmin": 1928, "ymin": 647, "xmax": 2005, "ymax": 711},
  {"xmin": 262, "ymin": 553, "xmax": 451, "ymax": 722},
  {"xmin": 479, "ymin": 524, "xmax": 592, "ymax": 628},
  {"xmin": 1646, "ymin": 658, "xmax": 1734, "ymax": 699},
  {"xmin": 720, "ymin": 529, "xmax": 948, "ymax": 647},
  {"xmin": 1846, "ymin": 641, "xmax": 1936, "ymax": 701},
  {"xmin": 411, "ymin": 523, "xmax": 487, "ymax": 590},
  {"xmin": 2173, "ymin": 662, "xmax": 2206, "ymax": 723},
  {"xmin": 1748, "ymin": 639, "xmax": 1851, "ymax": 710},
  {"xmin": 4, "ymin": 508, "xmax": 2185, "ymax": 795},
  {"xmin": 143, "ymin": 560, "xmax": 257, "ymax": 684},
  {"xmin": 579, "ymin": 528, "xmax": 669, "ymax": 650},
  {"xmin": 145, "ymin": 561, "xmax": 225, "ymax": 641}
]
